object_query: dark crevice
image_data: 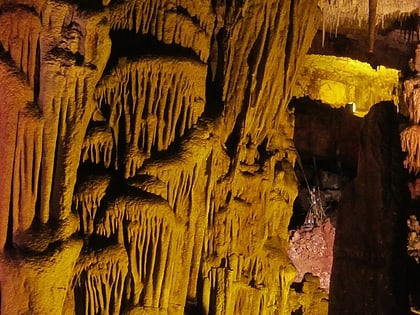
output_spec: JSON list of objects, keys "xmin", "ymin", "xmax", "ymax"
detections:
[
  {"xmin": 224, "ymin": 114, "xmax": 242, "ymax": 159},
  {"xmin": 47, "ymin": 47, "xmax": 84, "ymax": 66},
  {"xmin": 117, "ymin": 105, "xmax": 127, "ymax": 173},
  {"xmin": 256, "ymin": 137, "xmax": 269, "ymax": 165},
  {"xmin": 103, "ymin": 31, "xmax": 203, "ymax": 76},
  {"xmin": 0, "ymin": 3, "xmax": 37, "ymax": 14},
  {"xmin": 5, "ymin": 173, "xmax": 14, "ymax": 250},
  {"xmin": 204, "ymin": 27, "xmax": 226, "ymax": 118},
  {"xmin": 34, "ymin": 37, "xmax": 41, "ymax": 102},
  {"xmin": 247, "ymin": 17, "xmax": 270, "ymax": 107}
]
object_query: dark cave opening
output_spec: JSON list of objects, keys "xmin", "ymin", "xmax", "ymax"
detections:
[
  {"xmin": 288, "ymin": 97, "xmax": 360, "ymax": 231},
  {"xmin": 103, "ymin": 30, "xmax": 202, "ymax": 76}
]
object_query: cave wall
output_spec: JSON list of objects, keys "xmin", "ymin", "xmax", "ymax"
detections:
[{"xmin": 0, "ymin": 1, "xmax": 321, "ymax": 314}]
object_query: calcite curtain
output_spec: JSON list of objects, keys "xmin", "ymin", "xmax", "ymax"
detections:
[{"xmin": 0, "ymin": 0, "xmax": 320, "ymax": 314}]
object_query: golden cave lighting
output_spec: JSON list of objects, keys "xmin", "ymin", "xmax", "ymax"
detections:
[
  {"xmin": 0, "ymin": 0, "xmax": 324, "ymax": 314},
  {"xmin": 293, "ymin": 54, "xmax": 399, "ymax": 116}
]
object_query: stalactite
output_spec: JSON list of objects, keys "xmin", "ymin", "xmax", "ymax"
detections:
[
  {"xmin": 318, "ymin": 0, "xmax": 417, "ymax": 38},
  {"xmin": 204, "ymin": 157, "xmax": 283, "ymax": 260},
  {"xmin": 0, "ymin": 59, "xmax": 34, "ymax": 252},
  {"xmin": 11, "ymin": 106, "xmax": 44, "ymax": 239},
  {"xmin": 200, "ymin": 146, "xmax": 298, "ymax": 314},
  {"xmin": 95, "ymin": 190, "xmax": 181, "ymax": 309},
  {"xmin": 138, "ymin": 125, "xmax": 216, "ymax": 217},
  {"xmin": 134, "ymin": 126, "xmax": 233, "ymax": 307},
  {"xmin": 266, "ymin": 159, "xmax": 298, "ymax": 242},
  {"xmin": 108, "ymin": 0, "xmax": 214, "ymax": 62},
  {"xmin": 38, "ymin": 66, "xmax": 90, "ymax": 224},
  {"xmin": 72, "ymin": 245, "xmax": 128, "ymax": 315},
  {"xmin": 35, "ymin": 6, "xmax": 112, "ymax": 227},
  {"xmin": 0, "ymin": 0, "xmax": 333, "ymax": 314},
  {"xmin": 125, "ymin": 212, "xmax": 179, "ymax": 307},
  {"xmin": 201, "ymin": 248, "xmax": 295, "ymax": 315},
  {"xmin": 73, "ymin": 173, "xmax": 111, "ymax": 235},
  {"xmin": 81, "ymin": 124, "xmax": 114, "ymax": 168},
  {"xmin": 95, "ymin": 57, "xmax": 206, "ymax": 178},
  {"xmin": 0, "ymin": 8, "xmax": 41, "ymax": 87},
  {"xmin": 217, "ymin": 0, "xmax": 319, "ymax": 162},
  {"xmin": 401, "ymin": 125, "xmax": 420, "ymax": 173}
]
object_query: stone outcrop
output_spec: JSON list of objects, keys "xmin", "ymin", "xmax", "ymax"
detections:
[{"xmin": 329, "ymin": 101, "xmax": 409, "ymax": 315}]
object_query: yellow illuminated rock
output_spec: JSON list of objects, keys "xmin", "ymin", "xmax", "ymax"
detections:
[
  {"xmin": 293, "ymin": 55, "xmax": 400, "ymax": 116},
  {"xmin": 0, "ymin": 0, "xmax": 416, "ymax": 314}
]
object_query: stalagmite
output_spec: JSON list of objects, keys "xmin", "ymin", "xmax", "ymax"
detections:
[{"xmin": 368, "ymin": 0, "xmax": 378, "ymax": 53}]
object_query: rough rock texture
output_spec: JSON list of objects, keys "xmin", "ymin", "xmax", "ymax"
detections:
[
  {"xmin": 0, "ymin": 0, "xmax": 417, "ymax": 314},
  {"xmin": 328, "ymin": 101, "xmax": 409, "ymax": 315},
  {"xmin": 288, "ymin": 219, "xmax": 335, "ymax": 292},
  {"xmin": 288, "ymin": 273, "xmax": 329, "ymax": 315},
  {"xmin": 0, "ymin": 1, "xmax": 321, "ymax": 314}
]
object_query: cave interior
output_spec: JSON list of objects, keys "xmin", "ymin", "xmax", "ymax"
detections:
[{"xmin": 1, "ymin": 0, "xmax": 420, "ymax": 314}]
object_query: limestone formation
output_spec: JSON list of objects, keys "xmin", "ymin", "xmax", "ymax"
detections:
[
  {"xmin": 0, "ymin": 1, "xmax": 321, "ymax": 314},
  {"xmin": 0, "ymin": 0, "xmax": 418, "ymax": 314}
]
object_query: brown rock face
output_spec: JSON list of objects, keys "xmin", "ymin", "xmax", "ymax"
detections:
[
  {"xmin": 328, "ymin": 101, "xmax": 409, "ymax": 315},
  {"xmin": 0, "ymin": 1, "xmax": 321, "ymax": 314}
]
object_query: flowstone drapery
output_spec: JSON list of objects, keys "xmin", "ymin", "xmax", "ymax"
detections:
[{"xmin": 0, "ymin": 0, "xmax": 322, "ymax": 314}]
